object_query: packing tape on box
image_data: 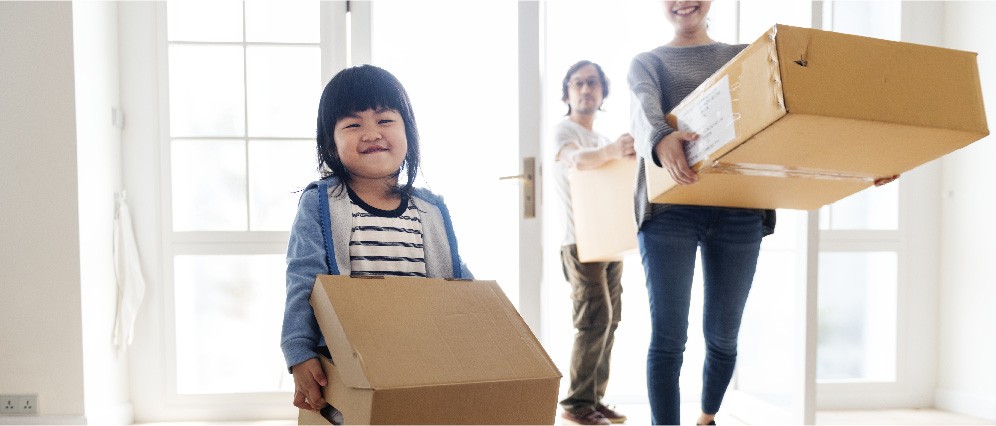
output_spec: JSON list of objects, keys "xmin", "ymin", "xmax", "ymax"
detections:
[{"xmin": 701, "ymin": 161, "xmax": 878, "ymax": 182}]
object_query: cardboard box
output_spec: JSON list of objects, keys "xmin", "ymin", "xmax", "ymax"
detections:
[
  {"xmin": 299, "ymin": 274, "xmax": 562, "ymax": 425},
  {"xmin": 647, "ymin": 24, "xmax": 989, "ymax": 210},
  {"xmin": 569, "ymin": 158, "xmax": 638, "ymax": 262}
]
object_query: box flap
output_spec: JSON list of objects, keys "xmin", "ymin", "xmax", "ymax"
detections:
[
  {"xmin": 310, "ymin": 275, "xmax": 561, "ymax": 390},
  {"xmin": 774, "ymin": 24, "xmax": 989, "ymax": 135}
]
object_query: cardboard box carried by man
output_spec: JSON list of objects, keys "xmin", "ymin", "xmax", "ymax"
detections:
[{"xmin": 299, "ymin": 274, "xmax": 562, "ymax": 425}]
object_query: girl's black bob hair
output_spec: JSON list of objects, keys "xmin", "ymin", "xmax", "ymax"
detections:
[{"xmin": 316, "ymin": 64, "xmax": 420, "ymax": 195}]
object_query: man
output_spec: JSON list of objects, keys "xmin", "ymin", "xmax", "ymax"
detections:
[{"xmin": 553, "ymin": 60, "xmax": 635, "ymax": 426}]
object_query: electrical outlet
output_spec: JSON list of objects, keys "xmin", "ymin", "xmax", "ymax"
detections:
[
  {"xmin": 1, "ymin": 395, "xmax": 16, "ymax": 414},
  {"xmin": 20, "ymin": 394, "xmax": 36, "ymax": 415},
  {"xmin": 0, "ymin": 394, "xmax": 37, "ymax": 415}
]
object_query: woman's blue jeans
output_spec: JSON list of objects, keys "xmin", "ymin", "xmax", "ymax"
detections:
[{"xmin": 638, "ymin": 205, "xmax": 764, "ymax": 425}]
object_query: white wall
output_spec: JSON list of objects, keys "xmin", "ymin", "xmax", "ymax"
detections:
[
  {"xmin": 937, "ymin": 1, "xmax": 996, "ymax": 422},
  {"xmin": 73, "ymin": 1, "xmax": 134, "ymax": 424},
  {"xmin": 0, "ymin": 2, "xmax": 86, "ymax": 423}
]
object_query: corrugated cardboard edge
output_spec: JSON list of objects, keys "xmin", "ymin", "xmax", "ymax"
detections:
[
  {"xmin": 483, "ymin": 280, "xmax": 563, "ymax": 381},
  {"xmin": 310, "ymin": 275, "xmax": 372, "ymax": 389}
]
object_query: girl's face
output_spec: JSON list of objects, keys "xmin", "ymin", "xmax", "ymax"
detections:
[
  {"xmin": 333, "ymin": 107, "xmax": 408, "ymax": 183},
  {"xmin": 663, "ymin": 1, "xmax": 711, "ymax": 32}
]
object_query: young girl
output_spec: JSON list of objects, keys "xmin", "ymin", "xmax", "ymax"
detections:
[{"xmin": 280, "ymin": 64, "xmax": 473, "ymax": 412}]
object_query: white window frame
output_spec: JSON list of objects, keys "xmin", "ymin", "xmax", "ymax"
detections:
[
  {"xmin": 125, "ymin": 2, "xmax": 346, "ymax": 421},
  {"xmin": 813, "ymin": 0, "xmax": 939, "ymax": 410}
]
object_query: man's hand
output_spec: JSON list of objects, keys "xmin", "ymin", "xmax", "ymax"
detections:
[
  {"xmin": 654, "ymin": 131, "xmax": 699, "ymax": 185},
  {"xmin": 608, "ymin": 133, "xmax": 636, "ymax": 160},
  {"xmin": 291, "ymin": 357, "xmax": 328, "ymax": 411}
]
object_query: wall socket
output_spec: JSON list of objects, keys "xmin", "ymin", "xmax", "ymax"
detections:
[{"xmin": 0, "ymin": 394, "xmax": 37, "ymax": 415}]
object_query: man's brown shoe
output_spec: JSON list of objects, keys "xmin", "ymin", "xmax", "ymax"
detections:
[
  {"xmin": 595, "ymin": 403, "xmax": 627, "ymax": 423},
  {"xmin": 561, "ymin": 408, "xmax": 611, "ymax": 425}
]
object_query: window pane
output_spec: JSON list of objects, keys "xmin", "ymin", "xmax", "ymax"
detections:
[
  {"xmin": 168, "ymin": 45, "xmax": 246, "ymax": 137},
  {"xmin": 166, "ymin": 1, "xmax": 243, "ymax": 42},
  {"xmin": 171, "ymin": 139, "xmax": 247, "ymax": 231},
  {"xmin": 818, "ymin": 182, "xmax": 898, "ymax": 230},
  {"xmin": 174, "ymin": 255, "xmax": 291, "ymax": 394},
  {"xmin": 817, "ymin": 252, "xmax": 897, "ymax": 381},
  {"xmin": 245, "ymin": 1, "xmax": 320, "ymax": 43},
  {"xmin": 371, "ymin": 0, "xmax": 520, "ymax": 303},
  {"xmin": 736, "ymin": 209, "xmax": 808, "ymax": 410},
  {"xmin": 248, "ymin": 139, "xmax": 318, "ymax": 231},
  {"xmin": 739, "ymin": 0, "xmax": 813, "ymax": 42},
  {"xmin": 830, "ymin": 0, "xmax": 901, "ymax": 41},
  {"xmin": 246, "ymin": 46, "xmax": 321, "ymax": 138}
]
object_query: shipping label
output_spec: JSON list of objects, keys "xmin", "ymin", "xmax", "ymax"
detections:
[{"xmin": 675, "ymin": 75, "xmax": 736, "ymax": 166}]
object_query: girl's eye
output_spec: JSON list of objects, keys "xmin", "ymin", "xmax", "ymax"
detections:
[
  {"xmin": 342, "ymin": 123, "xmax": 360, "ymax": 129},
  {"xmin": 378, "ymin": 119, "xmax": 395, "ymax": 125}
]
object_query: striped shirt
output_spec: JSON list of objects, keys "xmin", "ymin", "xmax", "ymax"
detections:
[{"xmin": 346, "ymin": 187, "xmax": 427, "ymax": 277}]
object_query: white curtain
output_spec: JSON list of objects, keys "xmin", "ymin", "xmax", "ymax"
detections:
[{"xmin": 113, "ymin": 191, "xmax": 146, "ymax": 355}]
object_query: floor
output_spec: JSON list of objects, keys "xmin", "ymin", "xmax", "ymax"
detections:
[
  {"xmin": 135, "ymin": 404, "xmax": 995, "ymax": 426},
  {"xmin": 569, "ymin": 403, "xmax": 995, "ymax": 425}
]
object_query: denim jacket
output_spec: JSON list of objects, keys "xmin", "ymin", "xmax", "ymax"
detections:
[{"xmin": 280, "ymin": 177, "xmax": 473, "ymax": 369}]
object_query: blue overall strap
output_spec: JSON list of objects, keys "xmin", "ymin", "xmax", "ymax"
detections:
[{"xmin": 316, "ymin": 181, "xmax": 340, "ymax": 275}]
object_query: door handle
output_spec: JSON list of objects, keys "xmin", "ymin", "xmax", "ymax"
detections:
[{"xmin": 498, "ymin": 157, "xmax": 536, "ymax": 219}]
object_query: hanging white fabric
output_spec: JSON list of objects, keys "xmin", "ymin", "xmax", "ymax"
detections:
[{"xmin": 113, "ymin": 190, "xmax": 146, "ymax": 355}]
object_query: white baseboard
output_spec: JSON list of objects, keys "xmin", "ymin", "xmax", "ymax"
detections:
[
  {"xmin": 0, "ymin": 415, "xmax": 86, "ymax": 425},
  {"xmin": 0, "ymin": 401, "xmax": 133, "ymax": 425},
  {"xmin": 935, "ymin": 388, "xmax": 996, "ymax": 422}
]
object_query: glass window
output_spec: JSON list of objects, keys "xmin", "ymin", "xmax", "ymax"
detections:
[
  {"xmin": 166, "ymin": 1, "xmax": 243, "ymax": 42},
  {"xmin": 165, "ymin": 2, "xmax": 320, "ymax": 395},
  {"xmin": 829, "ymin": 0, "xmax": 901, "ymax": 41},
  {"xmin": 168, "ymin": 45, "xmax": 245, "ymax": 138},
  {"xmin": 245, "ymin": 45, "xmax": 321, "ymax": 138},
  {"xmin": 171, "ymin": 139, "xmax": 247, "ymax": 231},
  {"xmin": 817, "ymin": 0, "xmax": 901, "ymax": 231},
  {"xmin": 819, "ymin": 183, "xmax": 899, "ymax": 230},
  {"xmin": 245, "ymin": 1, "xmax": 320, "ymax": 43},
  {"xmin": 174, "ymin": 255, "xmax": 291, "ymax": 393},
  {"xmin": 739, "ymin": 0, "xmax": 813, "ymax": 42},
  {"xmin": 817, "ymin": 252, "xmax": 897, "ymax": 381},
  {"xmin": 736, "ymin": 209, "xmax": 808, "ymax": 411},
  {"xmin": 248, "ymin": 139, "xmax": 316, "ymax": 231}
]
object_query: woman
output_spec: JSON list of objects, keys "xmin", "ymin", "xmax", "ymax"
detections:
[{"xmin": 626, "ymin": 1, "xmax": 772, "ymax": 424}]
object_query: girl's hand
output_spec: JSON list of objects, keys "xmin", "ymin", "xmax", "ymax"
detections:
[
  {"xmin": 654, "ymin": 131, "xmax": 699, "ymax": 185},
  {"xmin": 291, "ymin": 357, "xmax": 328, "ymax": 410}
]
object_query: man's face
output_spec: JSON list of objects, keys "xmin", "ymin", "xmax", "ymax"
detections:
[{"xmin": 566, "ymin": 64, "xmax": 603, "ymax": 115}]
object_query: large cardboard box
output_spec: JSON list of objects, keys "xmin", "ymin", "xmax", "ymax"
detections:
[
  {"xmin": 299, "ymin": 275, "xmax": 562, "ymax": 425},
  {"xmin": 569, "ymin": 158, "xmax": 638, "ymax": 262},
  {"xmin": 648, "ymin": 24, "xmax": 989, "ymax": 210}
]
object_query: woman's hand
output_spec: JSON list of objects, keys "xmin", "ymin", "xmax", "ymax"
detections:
[
  {"xmin": 874, "ymin": 174, "xmax": 900, "ymax": 187},
  {"xmin": 654, "ymin": 130, "xmax": 699, "ymax": 185},
  {"xmin": 291, "ymin": 357, "xmax": 328, "ymax": 410}
]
